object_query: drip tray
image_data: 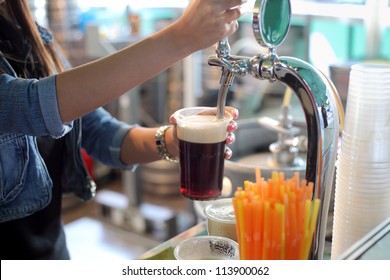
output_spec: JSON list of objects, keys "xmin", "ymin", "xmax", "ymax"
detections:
[{"xmin": 236, "ymin": 152, "xmax": 306, "ymax": 171}]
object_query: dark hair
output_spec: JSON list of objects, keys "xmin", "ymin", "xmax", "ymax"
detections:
[{"xmin": 1, "ymin": 0, "xmax": 65, "ymax": 77}]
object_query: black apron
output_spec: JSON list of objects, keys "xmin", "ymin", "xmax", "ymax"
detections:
[{"xmin": 0, "ymin": 137, "xmax": 70, "ymax": 260}]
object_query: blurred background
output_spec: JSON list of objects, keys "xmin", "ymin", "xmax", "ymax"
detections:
[{"xmin": 26, "ymin": 0, "xmax": 390, "ymax": 259}]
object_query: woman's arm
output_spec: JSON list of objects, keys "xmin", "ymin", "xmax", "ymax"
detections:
[{"xmin": 56, "ymin": 0, "xmax": 244, "ymax": 123}]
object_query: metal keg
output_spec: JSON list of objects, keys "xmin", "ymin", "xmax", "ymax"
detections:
[{"xmin": 138, "ymin": 160, "xmax": 181, "ymax": 197}]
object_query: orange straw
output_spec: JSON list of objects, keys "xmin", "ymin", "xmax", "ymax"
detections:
[
  {"xmin": 255, "ymin": 167, "xmax": 262, "ymax": 185},
  {"xmin": 233, "ymin": 196, "xmax": 246, "ymax": 259},
  {"xmin": 244, "ymin": 198, "xmax": 254, "ymax": 259},
  {"xmin": 253, "ymin": 197, "xmax": 263, "ymax": 259},
  {"xmin": 262, "ymin": 201, "xmax": 271, "ymax": 260}
]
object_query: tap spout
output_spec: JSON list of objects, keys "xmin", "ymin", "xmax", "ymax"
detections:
[
  {"xmin": 216, "ymin": 68, "xmax": 235, "ymax": 119},
  {"xmin": 210, "ymin": 37, "xmax": 251, "ymax": 119}
]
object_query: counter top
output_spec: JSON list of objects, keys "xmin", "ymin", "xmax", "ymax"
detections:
[
  {"xmin": 64, "ymin": 217, "xmax": 159, "ymax": 260},
  {"xmin": 136, "ymin": 219, "xmax": 332, "ymax": 260},
  {"xmin": 138, "ymin": 222, "xmax": 207, "ymax": 260},
  {"xmin": 137, "ymin": 218, "xmax": 390, "ymax": 260}
]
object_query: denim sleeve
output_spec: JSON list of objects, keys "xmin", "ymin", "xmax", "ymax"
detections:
[
  {"xmin": 0, "ymin": 73, "xmax": 72, "ymax": 137},
  {"xmin": 81, "ymin": 107, "xmax": 137, "ymax": 170}
]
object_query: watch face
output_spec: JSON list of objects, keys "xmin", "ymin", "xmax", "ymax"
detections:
[{"xmin": 252, "ymin": 0, "xmax": 291, "ymax": 49}]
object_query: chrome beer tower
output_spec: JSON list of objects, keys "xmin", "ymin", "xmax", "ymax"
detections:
[{"xmin": 209, "ymin": 0, "xmax": 340, "ymax": 259}]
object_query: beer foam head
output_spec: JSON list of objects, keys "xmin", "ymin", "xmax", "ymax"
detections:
[{"xmin": 176, "ymin": 114, "xmax": 229, "ymax": 143}]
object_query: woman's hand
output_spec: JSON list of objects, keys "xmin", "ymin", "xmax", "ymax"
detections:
[
  {"xmin": 224, "ymin": 107, "xmax": 239, "ymax": 159},
  {"xmin": 172, "ymin": 0, "xmax": 246, "ymax": 52},
  {"xmin": 167, "ymin": 107, "xmax": 239, "ymax": 160}
]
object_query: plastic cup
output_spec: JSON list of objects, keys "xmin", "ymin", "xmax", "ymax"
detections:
[
  {"xmin": 341, "ymin": 132, "xmax": 390, "ymax": 151},
  {"xmin": 336, "ymin": 175, "xmax": 390, "ymax": 187},
  {"xmin": 344, "ymin": 110, "xmax": 390, "ymax": 122},
  {"xmin": 332, "ymin": 199, "xmax": 389, "ymax": 230},
  {"xmin": 335, "ymin": 167, "xmax": 390, "ymax": 186},
  {"xmin": 174, "ymin": 236, "xmax": 239, "ymax": 260},
  {"xmin": 334, "ymin": 186, "xmax": 390, "ymax": 207},
  {"xmin": 350, "ymin": 63, "xmax": 390, "ymax": 75},
  {"xmin": 347, "ymin": 87, "xmax": 390, "ymax": 97},
  {"xmin": 345, "ymin": 100, "xmax": 390, "ymax": 111},
  {"xmin": 337, "ymin": 155, "xmax": 390, "ymax": 169},
  {"xmin": 336, "ymin": 154, "xmax": 390, "ymax": 168},
  {"xmin": 338, "ymin": 149, "xmax": 390, "ymax": 164},
  {"xmin": 349, "ymin": 82, "xmax": 390, "ymax": 89},
  {"xmin": 336, "ymin": 155, "xmax": 390, "ymax": 172},
  {"xmin": 339, "ymin": 128, "xmax": 390, "ymax": 157},
  {"xmin": 174, "ymin": 107, "xmax": 232, "ymax": 200},
  {"xmin": 345, "ymin": 103, "xmax": 390, "ymax": 117},
  {"xmin": 330, "ymin": 63, "xmax": 390, "ymax": 260},
  {"xmin": 332, "ymin": 214, "xmax": 373, "ymax": 240},
  {"xmin": 204, "ymin": 198, "xmax": 237, "ymax": 242},
  {"xmin": 332, "ymin": 204, "xmax": 390, "ymax": 235}
]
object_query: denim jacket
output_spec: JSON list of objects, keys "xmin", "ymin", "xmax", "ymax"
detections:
[{"xmin": 0, "ymin": 55, "xmax": 136, "ymax": 223}]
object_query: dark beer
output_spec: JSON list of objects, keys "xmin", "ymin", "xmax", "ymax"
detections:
[
  {"xmin": 174, "ymin": 107, "xmax": 231, "ymax": 200},
  {"xmin": 179, "ymin": 139, "xmax": 226, "ymax": 200}
]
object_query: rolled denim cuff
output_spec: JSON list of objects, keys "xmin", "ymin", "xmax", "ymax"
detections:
[
  {"xmin": 109, "ymin": 124, "xmax": 138, "ymax": 171},
  {"xmin": 37, "ymin": 75, "xmax": 73, "ymax": 138}
]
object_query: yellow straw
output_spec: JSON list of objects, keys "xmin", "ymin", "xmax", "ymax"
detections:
[
  {"xmin": 309, "ymin": 199, "xmax": 321, "ymax": 235},
  {"xmin": 304, "ymin": 199, "xmax": 321, "ymax": 259}
]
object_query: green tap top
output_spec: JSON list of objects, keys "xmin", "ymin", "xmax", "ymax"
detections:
[{"xmin": 253, "ymin": 0, "xmax": 291, "ymax": 49}]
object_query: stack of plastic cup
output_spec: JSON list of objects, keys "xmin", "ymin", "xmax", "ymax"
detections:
[{"xmin": 331, "ymin": 63, "xmax": 390, "ymax": 259}]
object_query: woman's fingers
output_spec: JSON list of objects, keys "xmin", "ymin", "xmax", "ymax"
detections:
[
  {"xmin": 226, "ymin": 132, "xmax": 236, "ymax": 145},
  {"xmin": 228, "ymin": 120, "xmax": 238, "ymax": 132},
  {"xmin": 224, "ymin": 146, "xmax": 233, "ymax": 160},
  {"xmin": 226, "ymin": 106, "xmax": 239, "ymax": 120}
]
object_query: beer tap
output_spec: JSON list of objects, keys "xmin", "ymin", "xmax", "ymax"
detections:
[
  {"xmin": 209, "ymin": 0, "xmax": 341, "ymax": 259},
  {"xmin": 210, "ymin": 37, "xmax": 237, "ymax": 119}
]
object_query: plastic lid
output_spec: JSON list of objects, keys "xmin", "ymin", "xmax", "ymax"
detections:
[{"xmin": 204, "ymin": 198, "xmax": 236, "ymax": 224}]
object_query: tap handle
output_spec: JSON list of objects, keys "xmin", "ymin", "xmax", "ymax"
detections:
[{"xmin": 216, "ymin": 36, "xmax": 231, "ymax": 58}]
